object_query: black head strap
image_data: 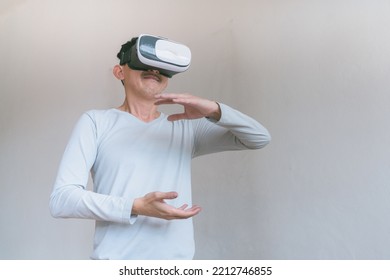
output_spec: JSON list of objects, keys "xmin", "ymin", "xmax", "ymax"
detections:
[{"xmin": 117, "ymin": 37, "xmax": 138, "ymax": 65}]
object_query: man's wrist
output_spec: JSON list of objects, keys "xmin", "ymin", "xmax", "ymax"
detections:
[
  {"xmin": 206, "ymin": 102, "xmax": 221, "ymax": 121},
  {"xmin": 131, "ymin": 198, "xmax": 141, "ymax": 216}
]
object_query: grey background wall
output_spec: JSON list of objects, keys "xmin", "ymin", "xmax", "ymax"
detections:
[{"xmin": 1, "ymin": 0, "xmax": 389, "ymax": 259}]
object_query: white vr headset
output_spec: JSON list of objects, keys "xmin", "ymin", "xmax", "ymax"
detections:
[{"xmin": 118, "ymin": 34, "xmax": 191, "ymax": 78}]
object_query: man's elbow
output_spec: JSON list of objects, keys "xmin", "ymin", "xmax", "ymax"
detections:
[
  {"xmin": 249, "ymin": 131, "xmax": 271, "ymax": 150},
  {"xmin": 49, "ymin": 192, "xmax": 65, "ymax": 219}
]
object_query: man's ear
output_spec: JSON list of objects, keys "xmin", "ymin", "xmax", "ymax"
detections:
[{"xmin": 113, "ymin": 65, "xmax": 124, "ymax": 81}]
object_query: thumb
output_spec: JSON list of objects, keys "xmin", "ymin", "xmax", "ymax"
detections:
[
  {"xmin": 154, "ymin": 191, "xmax": 178, "ymax": 200},
  {"xmin": 167, "ymin": 113, "xmax": 187, "ymax": 122}
]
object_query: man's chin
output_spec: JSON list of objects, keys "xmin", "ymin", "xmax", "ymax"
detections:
[{"xmin": 141, "ymin": 88, "xmax": 163, "ymax": 99}]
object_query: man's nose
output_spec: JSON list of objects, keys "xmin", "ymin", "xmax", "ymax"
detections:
[{"xmin": 148, "ymin": 69, "xmax": 160, "ymax": 74}]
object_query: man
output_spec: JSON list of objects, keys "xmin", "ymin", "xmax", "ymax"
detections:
[{"xmin": 50, "ymin": 36, "xmax": 271, "ymax": 259}]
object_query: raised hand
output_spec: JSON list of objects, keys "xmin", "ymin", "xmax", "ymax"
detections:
[{"xmin": 155, "ymin": 93, "xmax": 221, "ymax": 121}]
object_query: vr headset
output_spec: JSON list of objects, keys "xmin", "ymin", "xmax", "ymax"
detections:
[{"xmin": 118, "ymin": 34, "xmax": 191, "ymax": 78}]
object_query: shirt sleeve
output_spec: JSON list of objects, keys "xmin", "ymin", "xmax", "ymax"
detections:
[
  {"xmin": 192, "ymin": 103, "xmax": 271, "ymax": 157},
  {"xmin": 49, "ymin": 112, "xmax": 136, "ymax": 224}
]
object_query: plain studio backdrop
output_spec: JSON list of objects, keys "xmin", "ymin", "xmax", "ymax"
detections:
[{"xmin": 1, "ymin": 0, "xmax": 390, "ymax": 259}]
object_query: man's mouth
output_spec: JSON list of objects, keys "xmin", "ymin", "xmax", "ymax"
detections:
[{"xmin": 141, "ymin": 71, "xmax": 161, "ymax": 82}]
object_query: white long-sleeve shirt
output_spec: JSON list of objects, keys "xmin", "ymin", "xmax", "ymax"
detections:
[{"xmin": 50, "ymin": 103, "xmax": 270, "ymax": 259}]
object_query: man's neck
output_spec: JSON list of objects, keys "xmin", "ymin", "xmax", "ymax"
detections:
[{"xmin": 117, "ymin": 95, "xmax": 160, "ymax": 123}]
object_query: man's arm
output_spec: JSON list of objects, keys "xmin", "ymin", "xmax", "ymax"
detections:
[
  {"xmin": 49, "ymin": 112, "xmax": 135, "ymax": 224},
  {"xmin": 155, "ymin": 92, "xmax": 271, "ymax": 156},
  {"xmin": 50, "ymin": 111, "xmax": 201, "ymax": 223}
]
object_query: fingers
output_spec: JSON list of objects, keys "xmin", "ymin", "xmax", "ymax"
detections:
[
  {"xmin": 167, "ymin": 113, "xmax": 187, "ymax": 122},
  {"xmin": 159, "ymin": 203, "xmax": 202, "ymax": 220},
  {"xmin": 154, "ymin": 93, "xmax": 194, "ymax": 105},
  {"xmin": 154, "ymin": 99, "xmax": 176, "ymax": 106},
  {"xmin": 143, "ymin": 191, "xmax": 202, "ymax": 220},
  {"xmin": 155, "ymin": 93, "xmax": 220, "ymax": 121},
  {"xmin": 171, "ymin": 204, "xmax": 202, "ymax": 219},
  {"xmin": 155, "ymin": 93, "xmax": 190, "ymax": 99},
  {"xmin": 178, "ymin": 204, "xmax": 188, "ymax": 210},
  {"xmin": 152, "ymin": 191, "xmax": 178, "ymax": 200},
  {"xmin": 144, "ymin": 191, "xmax": 178, "ymax": 203}
]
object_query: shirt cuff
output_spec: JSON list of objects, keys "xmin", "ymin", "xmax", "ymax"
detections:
[
  {"xmin": 123, "ymin": 198, "xmax": 138, "ymax": 225},
  {"xmin": 129, "ymin": 214, "xmax": 138, "ymax": 225}
]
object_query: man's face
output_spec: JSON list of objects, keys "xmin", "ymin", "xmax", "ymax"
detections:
[{"xmin": 122, "ymin": 65, "xmax": 169, "ymax": 98}]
